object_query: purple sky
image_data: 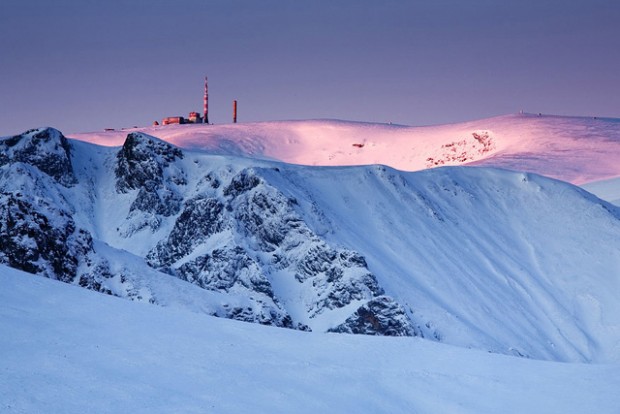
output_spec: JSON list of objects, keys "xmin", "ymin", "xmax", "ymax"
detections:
[{"xmin": 1, "ymin": 0, "xmax": 619, "ymax": 135}]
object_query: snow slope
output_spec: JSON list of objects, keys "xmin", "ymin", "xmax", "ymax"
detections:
[
  {"xmin": 2, "ymin": 127, "xmax": 619, "ymax": 363},
  {"xmin": 70, "ymin": 113, "xmax": 620, "ymax": 185},
  {"xmin": 582, "ymin": 176, "xmax": 620, "ymax": 206},
  {"xmin": 1, "ymin": 266, "xmax": 619, "ymax": 414},
  {"xmin": 256, "ymin": 164, "xmax": 620, "ymax": 362}
]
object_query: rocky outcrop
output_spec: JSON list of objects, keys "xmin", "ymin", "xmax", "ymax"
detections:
[
  {"xmin": 146, "ymin": 167, "xmax": 417, "ymax": 335},
  {"xmin": 0, "ymin": 127, "xmax": 76, "ymax": 186},
  {"xmin": 147, "ymin": 184, "xmax": 297, "ymax": 328},
  {"xmin": 115, "ymin": 133, "xmax": 187, "ymax": 234},
  {"xmin": 146, "ymin": 196, "xmax": 226, "ymax": 266},
  {"xmin": 425, "ymin": 130, "xmax": 495, "ymax": 168},
  {"xmin": 225, "ymin": 170, "xmax": 392, "ymax": 322},
  {"xmin": 328, "ymin": 296, "xmax": 418, "ymax": 336},
  {"xmin": 0, "ymin": 190, "xmax": 92, "ymax": 281},
  {"xmin": 294, "ymin": 246, "xmax": 385, "ymax": 317},
  {"xmin": 115, "ymin": 132, "xmax": 185, "ymax": 193}
]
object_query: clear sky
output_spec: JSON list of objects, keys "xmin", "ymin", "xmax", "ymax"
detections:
[{"xmin": 1, "ymin": 0, "xmax": 619, "ymax": 135}]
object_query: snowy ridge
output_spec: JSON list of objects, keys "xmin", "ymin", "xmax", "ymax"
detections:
[
  {"xmin": 1, "ymin": 126, "xmax": 619, "ymax": 363},
  {"xmin": 70, "ymin": 113, "xmax": 620, "ymax": 185}
]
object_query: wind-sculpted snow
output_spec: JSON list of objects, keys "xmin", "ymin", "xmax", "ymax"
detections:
[{"xmin": 1, "ymin": 127, "xmax": 619, "ymax": 362}]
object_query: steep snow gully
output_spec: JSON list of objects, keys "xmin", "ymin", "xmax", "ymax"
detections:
[{"xmin": 1, "ymin": 126, "xmax": 619, "ymax": 364}]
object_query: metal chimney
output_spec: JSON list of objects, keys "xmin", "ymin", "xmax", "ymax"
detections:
[
  {"xmin": 203, "ymin": 76, "xmax": 209, "ymax": 124},
  {"xmin": 233, "ymin": 100, "xmax": 237, "ymax": 123}
]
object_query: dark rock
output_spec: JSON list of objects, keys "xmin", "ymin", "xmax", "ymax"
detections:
[
  {"xmin": 296, "ymin": 245, "xmax": 338, "ymax": 280},
  {"xmin": 78, "ymin": 263, "xmax": 114, "ymax": 296},
  {"xmin": 328, "ymin": 296, "xmax": 418, "ymax": 336},
  {"xmin": 147, "ymin": 196, "xmax": 226, "ymax": 266},
  {"xmin": 115, "ymin": 132, "xmax": 186, "ymax": 219},
  {"xmin": 115, "ymin": 132, "xmax": 184, "ymax": 192},
  {"xmin": 223, "ymin": 170, "xmax": 260, "ymax": 197},
  {"xmin": 222, "ymin": 170, "xmax": 390, "ymax": 321},
  {"xmin": 0, "ymin": 127, "xmax": 76, "ymax": 186},
  {"xmin": 200, "ymin": 172, "xmax": 220, "ymax": 189},
  {"xmin": 0, "ymin": 191, "xmax": 93, "ymax": 282},
  {"xmin": 229, "ymin": 175, "xmax": 312, "ymax": 253},
  {"xmin": 130, "ymin": 186, "xmax": 182, "ymax": 217},
  {"xmin": 221, "ymin": 305, "xmax": 296, "ymax": 328}
]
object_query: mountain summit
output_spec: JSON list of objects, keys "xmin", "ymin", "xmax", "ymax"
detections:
[{"xmin": 71, "ymin": 113, "xmax": 620, "ymax": 185}]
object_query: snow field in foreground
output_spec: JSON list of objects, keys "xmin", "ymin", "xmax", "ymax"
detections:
[{"xmin": 1, "ymin": 266, "xmax": 619, "ymax": 414}]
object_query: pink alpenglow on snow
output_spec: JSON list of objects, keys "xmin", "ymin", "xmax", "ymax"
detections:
[{"xmin": 70, "ymin": 113, "xmax": 620, "ymax": 185}]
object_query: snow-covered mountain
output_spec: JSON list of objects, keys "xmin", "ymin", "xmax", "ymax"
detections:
[
  {"xmin": 70, "ymin": 113, "xmax": 620, "ymax": 185},
  {"xmin": 2, "ymin": 126, "xmax": 619, "ymax": 364}
]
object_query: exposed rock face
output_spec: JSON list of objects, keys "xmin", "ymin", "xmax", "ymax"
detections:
[
  {"xmin": 115, "ymin": 132, "xmax": 185, "ymax": 193},
  {"xmin": 0, "ymin": 127, "xmax": 76, "ymax": 186},
  {"xmin": 146, "ymin": 172, "xmax": 298, "ymax": 328},
  {"xmin": 0, "ymin": 161, "xmax": 125, "ymax": 300},
  {"xmin": 225, "ymin": 170, "xmax": 390, "ymax": 321},
  {"xmin": 425, "ymin": 130, "xmax": 496, "ymax": 168},
  {"xmin": 328, "ymin": 296, "xmax": 419, "ymax": 336},
  {"xmin": 0, "ymin": 129, "xmax": 86, "ymax": 281},
  {"xmin": 115, "ymin": 133, "xmax": 187, "ymax": 234},
  {"xmin": 172, "ymin": 245, "xmax": 298, "ymax": 328},
  {"xmin": 146, "ymin": 196, "xmax": 226, "ymax": 266},
  {"xmin": 147, "ymin": 167, "xmax": 416, "ymax": 335},
  {"xmin": 0, "ymin": 189, "xmax": 92, "ymax": 281},
  {"xmin": 294, "ymin": 246, "xmax": 384, "ymax": 317},
  {"xmin": 177, "ymin": 247, "xmax": 266, "ymax": 293}
]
